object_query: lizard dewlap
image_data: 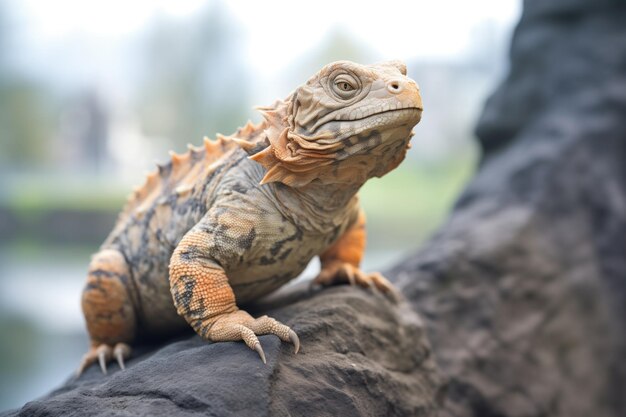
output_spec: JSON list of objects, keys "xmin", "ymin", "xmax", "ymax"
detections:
[{"xmin": 78, "ymin": 60, "xmax": 423, "ymax": 375}]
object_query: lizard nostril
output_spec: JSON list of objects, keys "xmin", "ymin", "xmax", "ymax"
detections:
[{"xmin": 387, "ymin": 81, "xmax": 402, "ymax": 94}]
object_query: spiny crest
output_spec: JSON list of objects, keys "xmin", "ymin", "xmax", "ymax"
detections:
[
  {"xmin": 120, "ymin": 123, "xmax": 265, "ymax": 219},
  {"xmin": 235, "ymin": 120, "xmax": 260, "ymax": 141}
]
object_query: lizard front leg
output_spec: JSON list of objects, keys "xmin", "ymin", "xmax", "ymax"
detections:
[
  {"xmin": 169, "ymin": 227, "xmax": 299, "ymax": 363},
  {"xmin": 313, "ymin": 209, "xmax": 398, "ymax": 299}
]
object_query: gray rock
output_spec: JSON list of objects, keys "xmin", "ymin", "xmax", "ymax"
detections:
[
  {"xmin": 391, "ymin": 0, "xmax": 626, "ymax": 415},
  {"xmin": 4, "ymin": 286, "xmax": 442, "ymax": 417},
  {"xmin": 6, "ymin": 0, "xmax": 626, "ymax": 415}
]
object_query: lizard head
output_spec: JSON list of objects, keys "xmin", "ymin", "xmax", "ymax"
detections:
[{"xmin": 248, "ymin": 60, "xmax": 423, "ymax": 187}]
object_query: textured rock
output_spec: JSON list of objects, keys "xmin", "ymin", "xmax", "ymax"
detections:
[
  {"xmin": 5, "ymin": 285, "xmax": 442, "ymax": 417},
  {"xmin": 5, "ymin": 0, "xmax": 626, "ymax": 415},
  {"xmin": 391, "ymin": 0, "xmax": 626, "ymax": 415}
]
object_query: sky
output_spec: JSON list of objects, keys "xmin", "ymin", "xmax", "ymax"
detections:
[
  {"xmin": 228, "ymin": 0, "xmax": 521, "ymax": 73},
  {"xmin": 11, "ymin": 0, "xmax": 521, "ymax": 75}
]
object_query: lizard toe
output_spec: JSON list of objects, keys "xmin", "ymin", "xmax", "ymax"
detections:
[
  {"xmin": 76, "ymin": 343, "xmax": 132, "ymax": 377},
  {"xmin": 113, "ymin": 343, "xmax": 132, "ymax": 370},
  {"xmin": 314, "ymin": 261, "xmax": 402, "ymax": 302},
  {"xmin": 97, "ymin": 345, "xmax": 112, "ymax": 375},
  {"xmin": 364, "ymin": 271, "xmax": 402, "ymax": 302},
  {"xmin": 76, "ymin": 350, "xmax": 97, "ymax": 377},
  {"xmin": 201, "ymin": 310, "xmax": 300, "ymax": 362}
]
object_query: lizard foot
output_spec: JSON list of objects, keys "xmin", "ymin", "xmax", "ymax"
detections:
[
  {"xmin": 312, "ymin": 261, "xmax": 401, "ymax": 302},
  {"xmin": 199, "ymin": 310, "xmax": 299, "ymax": 364},
  {"xmin": 76, "ymin": 342, "xmax": 131, "ymax": 376}
]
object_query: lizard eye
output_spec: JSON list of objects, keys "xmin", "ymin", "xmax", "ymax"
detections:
[
  {"xmin": 331, "ymin": 74, "xmax": 359, "ymax": 100},
  {"xmin": 337, "ymin": 81, "xmax": 353, "ymax": 91}
]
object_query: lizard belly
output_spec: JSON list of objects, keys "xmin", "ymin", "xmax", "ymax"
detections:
[
  {"xmin": 228, "ymin": 250, "xmax": 315, "ymax": 304},
  {"xmin": 227, "ymin": 228, "xmax": 331, "ymax": 304},
  {"xmin": 116, "ymin": 239, "xmax": 189, "ymax": 338}
]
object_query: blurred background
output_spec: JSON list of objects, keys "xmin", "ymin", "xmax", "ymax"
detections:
[{"xmin": 0, "ymin": 0, "xmax": 520, "ymax": 410}]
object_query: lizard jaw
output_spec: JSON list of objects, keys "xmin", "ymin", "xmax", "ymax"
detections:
[{"xmin": 337, "ymin": 106, "xmax": 423, "ymax": 123}]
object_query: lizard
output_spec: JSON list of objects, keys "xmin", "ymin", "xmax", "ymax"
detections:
[{"xmin": 77, "ymin": 60, "xmax": 423, "ymax": 375}]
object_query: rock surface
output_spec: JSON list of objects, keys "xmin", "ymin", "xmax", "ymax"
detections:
[
  {"xmin": 5, "ymin": 0, "xmax": 626, "ymax": 416},
  {"xmin": 5, "ymin": 286, "xmax": 442, "ymax": 417},
  {"xmin": 391, "ymin": 0, "xmax": 626, "ymax": 415}
]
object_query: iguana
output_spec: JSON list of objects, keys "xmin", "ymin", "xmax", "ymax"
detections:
[{"xmin": 78, "ymin": 60, "xmax": 423, "ymax": 375}]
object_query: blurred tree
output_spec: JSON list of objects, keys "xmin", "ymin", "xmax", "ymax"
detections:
[
  {"xmin": 0, "ymin": 82, "xmax": 55, "ymax": 168},
  {"xmin": 0, "ymin": 2, "xmax": 56, "ymax": 171},
  {"xmin": 136, "ymin": 1, "xmax": 251, "ymax": 150},
  {"xmin": 55, "ymin": 91, "xmax": 109, "ymax": 175}
]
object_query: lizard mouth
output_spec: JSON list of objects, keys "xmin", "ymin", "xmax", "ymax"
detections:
[
  {"xmin": 338, "ymin": 106, "xmax": 423, "ymax": 123},
  {"xmin": 293, "ymin": 107, "xmax": 423, "ymax": 149}
]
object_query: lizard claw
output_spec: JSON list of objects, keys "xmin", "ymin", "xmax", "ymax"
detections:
[
  {"xmin": 289, "ymin": 329, "xmax": 300, "ymax": 354},
  {"xmin": 347, "ymin": 269, "xmax": 357, "ymax": 286},
  {"xmin": 98, "ymin": 349, "xmax": 109, "ymax": 375},
  {"xmin": 115, "ymin": 352, "xmax": 126, "ymax": 370},
  {"xmin": 198, "ymin": 310, "xmax": 301, "ymax": 363},
  {"xmin": 76, "ymin": 355, "xmax": 91, "ymax": 377},
  {"xmin": 76, "ymin": 343, "xmax": 132, "ymax": 377},
  {"xmin": 254, "ymin": 343, "xmax": 267, "ymax": 364},
  {"xmin": 114, "ymin": 343, "xmax": 131, "ymax": 370},
  {"xmin": 97, "ymin": 345, "xmax": 112, "ymax": 375},
  {"xmin": 313, "ymin": 261, "xmax": 401, "ymax": 302}
]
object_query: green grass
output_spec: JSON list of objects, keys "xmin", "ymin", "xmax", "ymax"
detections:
[
  {"xmin": 360, "ymin": 155, "xmax": 476, "ymax": 249},
  {"xmin": 5, "ymin": 182, "xmax": 127, "ymax": 213},
  {"xmin": 0, "ymin": 239, "xmax": 98, "ymax": 260}
]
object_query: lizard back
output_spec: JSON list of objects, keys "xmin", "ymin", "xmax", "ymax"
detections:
[{"xmin": 100, "ymin": 122, "xmax": 264, "ymax": 335}]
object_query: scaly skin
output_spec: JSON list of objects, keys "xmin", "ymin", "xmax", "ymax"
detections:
[{"xmin": 78, "ymin": 60, "xmax": 422, "ymax": 375}]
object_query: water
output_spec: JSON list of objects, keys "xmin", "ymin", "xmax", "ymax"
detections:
[{"xmin": 0, "ymin": 253, "xmax": 89, "ymax": 411}]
